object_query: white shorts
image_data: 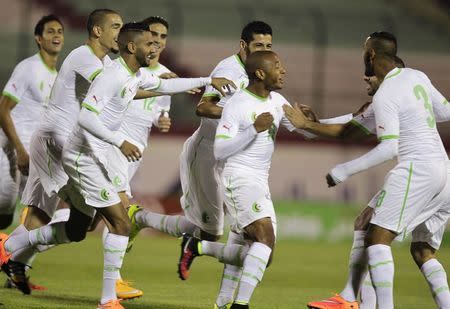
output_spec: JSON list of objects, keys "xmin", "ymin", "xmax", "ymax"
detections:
[
  {"xmin": 222, "ymin": 168, "xmax": 277, "ymax": 236},
  {"xmin": 179, "ymin": 133, "xmax": 224, "ymax": 236},
  {"xmin": 370, "ymin": 160, "xmax": 447, "ymax": 235},
  {"xmin": 20, "ymin": 134, "xmax": 67, "ymax": 217},
  {"xmin": 0, "ymin": 145, "xmax": 19, "ymax": 215},
  {"xmin": 61, "ymin": 145, "xmax": 121, "ymax": 217},
  {"xmin": 106, "ymin": 146, "xmax": 132, "ymax": 196}
]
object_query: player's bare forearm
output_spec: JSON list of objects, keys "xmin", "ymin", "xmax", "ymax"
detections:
[
  {"xmin": 134, "ymin": 89, "xmax": 163, "ymax": 99},
  {"xmin": 302, "ymin": 121, "xmax": 346, "ymax": 139},
  {"xmin": 196, "ymin": 96, "xmax": 222, "ymax": 119},
  {"xmin": 0, "ymin": 96, "xmax": 25, "ymax": 151}
]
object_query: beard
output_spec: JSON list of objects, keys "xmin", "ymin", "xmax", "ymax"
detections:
[
  {"xmin": 136, "ymin": 52, "xmax": 149, "ymax": 67},
  {"xmin": 364, "ymin": 54, "xmax": 375, "ymax": 77}
]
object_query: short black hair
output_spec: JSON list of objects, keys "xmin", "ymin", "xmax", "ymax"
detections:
[
  {"xmin": 141, "ymin": 16, "xmax": 169, "ymax": 30},
  {"xmin": 34, "ymin": 14, "xmax": 63, "ymax": 37},
  {"xmin": 241, "ymin": 21, "xmax": 272, "ymax": 44},
  {"xmin": 87, "ymin": 9, "xmax": 119, "ymax": 36},
  {"xmin": 367, "ymin": 31, "xmax": 398, "ymax": 59},
  {"xmin": 118, "ymin": 22, "xmax": 150, "ymax": 53}
]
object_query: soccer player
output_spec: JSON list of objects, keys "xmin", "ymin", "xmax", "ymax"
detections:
[
  {"xmin": 126, "ymin": 21, "xmax": 273, "ymax": 308},
  {"xmin": 0, "ymin": 15, "xmax": 64, "ymax": 229},
  {"xmin": 178, "ymin": 50, "xmax": 311, "ymax": 309},
  {"xmin": 0, "ymin": 8, "xmax": 124, "ymax": 295},
  {"xmin": 286, "ymin": 32, "xmax": 450, "ymax": 309},
  {"xmin": 1, "ymin": 22, "xmax": 234, "ymax": 308}
]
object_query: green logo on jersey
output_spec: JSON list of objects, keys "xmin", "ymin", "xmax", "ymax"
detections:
[
  {"xmin": 121, "ymin": 87, "xmax": 126, "ymax": 98},
  {"xmin": 100, "ymin": 189, "xmax": 110, "ymax": 201},
  {"xmin": 252, "ymin": 202, "xmax": 262, "ymax": 213},
  {"xmin": 240, "ymin": 81, "xmax": 245, "ymax": 89},
  {"xmin": 376, "ymin": 190, "xmax": 386, "ymax": 208},
  {"xmin": 251, "ymin": 112, "xmax": 257, "ymax": 121},
  {"xmin": 112, "ymin": 176, "xmax": 122, "ymax": 187},
  {"xmin": 268, "ymin": 123, "xmax": 277, "ymax": 141}
]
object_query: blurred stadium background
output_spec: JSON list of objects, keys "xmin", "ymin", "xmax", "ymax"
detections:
[
  {"xmin": 0, "ymin": 0, "xmax": 449, "ymax": 242},
  {"xmin": 0, "ymin": 1, "xmax": 449, "ymax": 308}
]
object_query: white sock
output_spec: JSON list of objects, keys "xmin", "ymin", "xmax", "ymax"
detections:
[
  {"xmin": 341, "ymin": 231, "xmax": 368, "ymax": 302},
  {"xmin": 135, "ymin": 210, "xmax": 196, "ymax": 237},
  {"xmin": 215, "ymin": 232, "xmax": 246, "ymax": 306},
  {"xmin": 360, "ymin": 272, "xmax": 377, "ymax": 309},
  {"xmin": 421, "ymin": 258, "xmax": 450, "ymax": 308},
  {"xmin": 102, "ymin": 226, "xmax": 122, "ymax": 281},
  {"xmin": 367, "ymin": 244, "xmax": 394, "ymax": 309},
  {"xmin": 235, "ymin": 242, "xmax": 272, "ymax": 305},
  {"xmin": 101, "ymin": 233, "xmax": 128, "ymax": 304},
  {"xmin": 200, "ymin": 240, "xmax": 249, "ymax": 266},
  {"xmin": 28, "ymin": 222, "xmax": 70, "ymax": 247},
  {"xmin": 32, "ymin": 209, "xmax": 70, "ymax": 253},
  {"xmin": 4, "ymin": 224, "xmax": 31, "ymax": 253}
]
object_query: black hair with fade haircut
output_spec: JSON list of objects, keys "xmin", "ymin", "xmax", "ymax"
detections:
[
  {"xmin": 118, "ymin": 22, "xmax": 150, "ymax": 53},
  {"xmin": 34, "ymin": 14, "xmax": 63, "ymax": 37},
  {"xmin": 141, "ymin": 16, "xmax": 169, "ymax": 30},
  {"xmin": 367, "ymin": 31, "xmax": 398, "ymax": 59},
  {"xmin": 87, "ymin": 8, "xmax": 119, "ymax": 36},
  {"xmin": 241, "ymin": 21, "xmax": 272, "ymax": 44}
]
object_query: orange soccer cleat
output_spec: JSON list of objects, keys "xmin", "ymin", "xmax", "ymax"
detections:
[
  {"xmin": 307, "ymin": 294, "xmax": 359, "ymax": 309},
  {"xmin": 0, "ymin": 233, "xmax": 12, "ymax": 265},
  {"xmin": 97, "ymin": 299, "xmax": 125, "ymax": 309}
]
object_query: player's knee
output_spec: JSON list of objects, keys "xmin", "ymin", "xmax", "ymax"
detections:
[
  {"xmin": 410, "ymin": 242, "xmax": 435, "ymax": 268},
  {"xmin": 200, "ymin": 230, "xmax": 220, "ymax": 241},
  {"xmin": 0, "ymin": 214, "xmax": 14, "ymax": 229},
  {"xmin": 109, "ymin": 217, "xmax": 132, "ymax": 236},
  {"xmin": 253, "ymin": 233, "xmax": 275, "ymax": 249},
  {"xmin": 354, "ymin": 214, "xmax": 369, "ymax": 231}
]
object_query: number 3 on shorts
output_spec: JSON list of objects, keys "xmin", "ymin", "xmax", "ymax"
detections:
[{"xmin": 413, "ymin": 84, "xmax": 435, "ymax": 128}]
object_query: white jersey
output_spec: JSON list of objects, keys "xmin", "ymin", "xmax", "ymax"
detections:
[
  {"xmin": 119, "ymin": 63, "xmax": 171, "ymax": 151},
  {"xmin": 1, "ymin": 53, "xmax": 57, "ymax": 150},
  {"xmin": 373, "ymin": 67, "xmax": 447, "ymax": 162},
  {"xmin": 68, "ymin": 57, "xmax": 161, "ymax": 156},
  {"xmin": 198, "ymin": 54, "xmax": 249, "ymax": 141},
  {"xmin": 216, "ymin": 89, "xmax": 296, "ymax": 176},
  {"xmin": 39, "ymin": 45, "xmax": 111, "ymax": 145}
]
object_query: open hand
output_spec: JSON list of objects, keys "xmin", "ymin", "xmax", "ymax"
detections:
[
  {"xmin": 120, "ymin": 141, "xmax": 142, "ymax": 162},
  {"xmin": 211, "ymin": 78, "xmax": 237, "ymax": 97}
]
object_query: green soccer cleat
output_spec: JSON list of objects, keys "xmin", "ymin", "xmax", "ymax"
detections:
[
  {"xmin": 127, "ymin": 204, "xmax": 144, "ymax": 252},
  {"xmin": 214, "ymin": 303, "xmax": 232, "ymax": 309}
]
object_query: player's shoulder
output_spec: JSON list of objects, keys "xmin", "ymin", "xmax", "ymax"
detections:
[
  {"xmin": 67, "ymin": 45, "xmax": 102, "ymax": 65},
  {"xmin": 270, "ymin": 91, "xmax": 289, "ymax": 105},
  {"xmin": 211, "ymin": 55, "xmax": 245, "ymax": 77},
  {"xmin": 13, "ymin": 53, "xmax": 41, "ymax": 72}
]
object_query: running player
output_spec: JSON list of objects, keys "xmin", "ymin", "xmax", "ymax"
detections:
[
  {"xmin": 178, "ymin": 50, "xmax": 311, "ymax": 309},
  {"xmin": 286, "ymin": 32, "xmax": 450, "ymax": 309},
  {"xmin": 0, "ymin": 15, "xmax": 64, "ymax": 229},
  {"xmin": 126, "ymin": 21, "xmax": 273, "ymax": 308},
  {"xmin": 1, "ymin": 22, "xmax": 234, "ymax": 308}
]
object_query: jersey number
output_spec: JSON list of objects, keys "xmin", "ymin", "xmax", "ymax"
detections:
[{"xmin": 413, "ymin": 84, "xmax": 435, "ymax": 128}]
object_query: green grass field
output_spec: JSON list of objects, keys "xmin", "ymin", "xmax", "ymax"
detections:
[{"xmin": 0, "ymin": 234, "xmax": 447, "ymax": 308}]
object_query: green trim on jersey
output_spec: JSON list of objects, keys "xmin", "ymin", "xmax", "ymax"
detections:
[
  {"xmin": 86, "ymin": 44, "xmax": 95, "ymax": 56},
  {"xmin": 89, "ymin": 69, "xmax": 102, "ymax": 81},
  {"xmin": 119, "ymin": 57, "xmax": 136, "ymax": 76},
  {"xmin": 216, "ymin": 134, "xmax": 232, "ymax": 140},
  {"xmin": 202, "ymin": 92, "xmax": 221, "ymax": 99},
  {"xmin": 2, "ymin": 91, "xmax": 19, "ymax": 103},
  {"xmin": 38, "ymin": 52, "xmax": 57, "ymax": 74},
  {"xmin": 146, "ymin": 63, "xmax": 161, "ymax": 72},
  {"xmin": 378, "ymin": 135, "xmax": 399, "ymax": 141},
  {"xmin": 152, "ymin": 78, "xmax": 162, "ymax": 91},
  {"xmin": 350, "ymin": 119, "xmax": 371, "ymax": 135},
  {"xmin": 384, "ymin": 68, "xmax": 402, "ymax": 80},
  {"xmin": 82, "ymin": 102, "xmax": 99, "ymax": 115},
  {"xmin": 243, "ymin": 88, "xmax": 268, "ymax": 102},
  {"xmin": 234, "ymin": 54, "xmax": 245, "ymax": 69},
  {"xmin": 443, "ymin": 98, "xmax": 448, "ymax": 105},
  {"xmin": 396, "ymin": 162, "xmax": 413, "ymax": 231}
]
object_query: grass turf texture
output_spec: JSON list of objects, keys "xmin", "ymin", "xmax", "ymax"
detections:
[{"xmin": 0, "ymin": 234, "xmax": 447, "ymax": 308}]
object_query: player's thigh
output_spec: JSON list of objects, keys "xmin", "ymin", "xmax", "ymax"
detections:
[{"xmin": 0, "ymin": 147, "xmax": 19, "ymax": 215}]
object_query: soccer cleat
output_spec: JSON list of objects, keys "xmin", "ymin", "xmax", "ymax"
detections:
[
  {"xmin": 126, "ymin": 204, "xmax": 143, "ymax": 252},
  {"xmin": 307, "ymin": 294, "xmax": 359, "ymax": 309},
  {"xmin": 214, "ymin": 303, "xmax": 232, "ymax": 309},
  {"xmin": 177, "ymin": 234, "xmax": 200, "ymax": 280},
  {"xmin": 0, "ymin": 233, "xmax": 12, "ymax": 265},
  {"xmin": 6, "ymin": 260, "xmax": 31, "ymax": 295},
  {"xmin": 4, "ymin": 278, "xmax": 47, "ymax": 291},
  {"xmin": 115, "ymin": 279, "xmax": 143, "ymax": 299},
  {"xmin": 97, "ymin": 299, "xmax": 125, "ymax": 309},
  {"xmin": 230, "ymin": 303, "xmax": 249, "ymax": 309}
]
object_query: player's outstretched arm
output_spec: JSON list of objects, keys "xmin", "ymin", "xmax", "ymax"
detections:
[{"xmin": 0, "ymin": 95, "xmax": 29, "ymax": 175}]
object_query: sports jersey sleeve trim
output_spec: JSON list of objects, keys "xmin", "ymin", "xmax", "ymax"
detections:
[
  {"xmin": 89, "ymin": 69, "xmax": 102, "ymax": 81},
  {"xmin": 350, "ymin": 119, "xmax": 371, "ymax": 135},
  {"xmin": 378, "ymin": 135, "xmax": 399, "ymax": 141},
  {"xmin": 2, "ymin": 91, "xmax": 19, "ymax": 103},
  {"xmin": 216, "ymin": 134, "xmax": 232, "ymax": 140},
  {"xmin": 81, "ymin": 102, "xmax": 100, "ymax": 115},
  {"xmin": 202, "ymin": 92, "xmax": 221, "ymax": 98}
]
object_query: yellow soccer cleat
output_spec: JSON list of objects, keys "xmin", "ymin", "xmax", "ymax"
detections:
[
  {"xmin": 126, "ymin": 205, "xmax": 143, "ymax": 252},
  {"xmin": 115, "ymin": 279, "xmax": 143, "ymax": 300}
]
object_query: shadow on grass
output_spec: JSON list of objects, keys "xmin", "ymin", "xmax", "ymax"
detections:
[
  {"xmin": 33, "ymin": 293, "xmax": 98, "ymax": 306},
  {"xmin": 126, "ymin": 303, "xmax": 203, "ymax": 309}
]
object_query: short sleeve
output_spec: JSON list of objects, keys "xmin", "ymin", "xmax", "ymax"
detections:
[
  {"xmin": 2, "ymin": 61, "xmax": 30, "ymax": 103},
  {"xmin": 81, "ymin": 71, "xmax": 119, "ymax": 115},
  {"xmin": 372, "ymin": 90, "xmax": 400, "ymax": 141},
  {"xmin": 76, "ymin": 48, "xmax": 104, "ymax": 82},
  {"xmin": 215, "ymin": 99, "xmax": 243, "ymax": 140},
  {"xmin": 351, "ymin": 104, "xmax": 376, "ymax": 135}
]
